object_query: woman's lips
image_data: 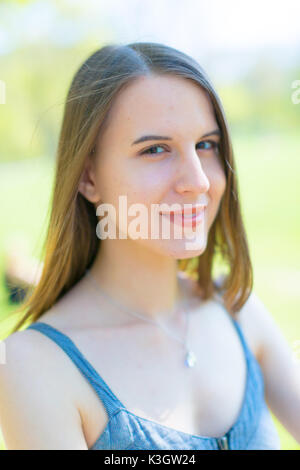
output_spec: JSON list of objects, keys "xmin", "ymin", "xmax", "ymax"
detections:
[{"xmin": 160, "ymin": 206, "xmax": 206, "ymax": 228}]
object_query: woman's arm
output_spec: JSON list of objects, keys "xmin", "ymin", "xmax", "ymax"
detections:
[
  {"xmin": 238, "ymin": 291, "xmax": 300, "ymax": 444},
  {"xmin": 0, "ymin": 330, "xmax": 88, "ymax": 450}
]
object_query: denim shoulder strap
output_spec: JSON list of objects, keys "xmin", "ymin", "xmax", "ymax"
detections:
[{"xmin": 27, "ymin": 322, "xmax": 126, "ymax": 418}]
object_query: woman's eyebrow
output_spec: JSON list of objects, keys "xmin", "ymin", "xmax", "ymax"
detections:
[{"xmin": 132, "ymin": 129, "xmax": 221, "ymax": 145}]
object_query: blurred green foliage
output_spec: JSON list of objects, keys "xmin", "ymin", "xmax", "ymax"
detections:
[
  {"xmin": 0, "ymin": 41, "xmax": 101, "ymax": 161},
  {"xmin": 218, "ymin": 60, "xmax": 300, "ymax": 135}
]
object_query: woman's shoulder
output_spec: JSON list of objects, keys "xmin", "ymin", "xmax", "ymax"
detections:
[
  {"xmin": 0, "ymin": 321, "xmax": 81, "ymax": 406},
  {"xmin": 178, "ymin": 271, "xmax": 224, "ymax": 307},
  {"xmin": 33, "ymin": 273, "xmax": 96, "ymax": 333},
  {"xmin": 4, "ymin": 272, "xmax": 95, "ymax": 375},
  {"xmin": 181, "ymin": 274, "xmax": 262, "ymax": 363},
  {"xmin": 0, "ymin": 328, "xmax": 87, "ymax": 449}
]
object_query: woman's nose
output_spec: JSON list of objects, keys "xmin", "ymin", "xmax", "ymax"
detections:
[{"xmin": 174, "ymin": 150, "xmax": 210, "ymax": 194}]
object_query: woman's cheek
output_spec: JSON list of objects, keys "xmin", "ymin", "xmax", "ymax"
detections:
[
  {"xmin": 214, "ymin": 169, "xmax": 226, "ymax": 202},
  {"xmin": 206, "ymin": 166, "xmax": 226, "ymax": 226}
]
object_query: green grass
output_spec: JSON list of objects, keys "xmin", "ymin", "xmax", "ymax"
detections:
[{"xmin": 0, "ymin": 130, "xmax": 299, "ymax": 449}]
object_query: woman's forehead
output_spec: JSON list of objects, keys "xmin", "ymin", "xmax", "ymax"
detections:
[{"xmin": 101, "ymin": 75, "xmax": 218, "ymax": 143}]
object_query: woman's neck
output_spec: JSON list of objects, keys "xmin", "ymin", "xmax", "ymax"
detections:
[{"xmin": 88, "ymin": 238, "xmax": 189, "ymax": 321}]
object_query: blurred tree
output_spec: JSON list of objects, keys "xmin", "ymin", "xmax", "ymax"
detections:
[
  {"xmin": 0, "ymin": 42, "xmax": 100, "ymax": 161},
  {"xmin": 0, "ymin": 0, "xmax": 108, "ymax": 161}
]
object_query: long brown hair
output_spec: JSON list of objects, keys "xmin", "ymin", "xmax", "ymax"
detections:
[{"xmin": 5, "ymin": 42, "xmax": 253, "ymax": 336}]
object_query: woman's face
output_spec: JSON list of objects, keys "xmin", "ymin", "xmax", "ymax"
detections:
[{"xmin": 90, "ymin": 74, "xmax": 226, "ymax": 259}]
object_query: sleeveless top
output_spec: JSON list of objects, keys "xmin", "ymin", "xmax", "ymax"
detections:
[{"xmin": 26, "ymin": 297, "xmax": 281, "ymax": 450}]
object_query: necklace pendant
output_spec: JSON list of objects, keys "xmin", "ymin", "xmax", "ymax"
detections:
[{"xmin": 185, "ymin": 350, "xmax": 197, "ymax": 368}]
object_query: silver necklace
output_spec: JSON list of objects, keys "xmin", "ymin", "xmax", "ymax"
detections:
[{"xmin": 85, "ymin": 269, "xmax": 197, "ymax": 368}]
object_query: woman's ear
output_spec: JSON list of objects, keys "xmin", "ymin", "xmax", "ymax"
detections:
[{"xmin": 78, "ymin": 156, "xmax": 101, "ymax": 204}]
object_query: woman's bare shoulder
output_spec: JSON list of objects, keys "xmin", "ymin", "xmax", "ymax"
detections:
[
  {"xmin": 0, "ymin": 329, "xmax": 87, "ymax": 449},
  {"xmin": 181, "ymin": 274, "xmax": 262, "ymax": 362},
  {"xmin": 33, "ymin": 274, "xmax": 95, "ymax": 332},
  {"xmin": 2, "ymin": 278, "xmax": 94, "ymax": 388},
  {"xmin": 2, "ymin": 321, "xmax": 77, "ymax": 379}
]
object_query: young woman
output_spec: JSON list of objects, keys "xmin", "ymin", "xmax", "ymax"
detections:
[{"xmin": 0, "ymin": 42, "xmax": 299, "ymax": 450}]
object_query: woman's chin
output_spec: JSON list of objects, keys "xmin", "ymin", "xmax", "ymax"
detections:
[{"xmin": 141, "ymin": 236, "xmax": 208, "ymax": 259}]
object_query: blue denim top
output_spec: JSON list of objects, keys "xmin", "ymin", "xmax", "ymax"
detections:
[{"xmin": 26, "ymin": 299, "xmax": 281, "ymax": 450}]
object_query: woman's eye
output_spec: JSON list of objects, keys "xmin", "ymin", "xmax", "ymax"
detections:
[
  {"xmin": 196, "ymin": 140, "xmax": 220, "ymax": 152},
  {"xmin": 141, "ymin": 145, "xmax": 166, "ymax": 156}
]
